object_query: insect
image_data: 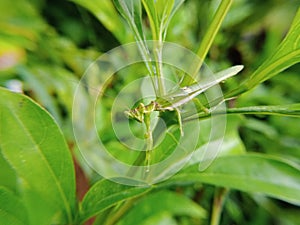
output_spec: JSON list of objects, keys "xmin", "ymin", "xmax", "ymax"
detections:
[{"xmin": 125, "ymin": 65, "xmax": 244, "ymax": 171}]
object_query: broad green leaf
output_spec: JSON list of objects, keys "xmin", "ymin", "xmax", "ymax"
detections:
[
  {"xmin": 0, "ymin": 149, "xmax": 17, "ymax": 191},
  {"xmin": 71, "ymin": 0, "xmax": 130, "ymax": 43},
  {"xmin": 188, "ymin": 115, "xmax": 245, "ymax": 167},
  {"xmin": 79, "ymin": 179, "xmax": 151, "ymax": 223},
  {"xmin": 17, "ymin": 65, "xmax": 80, "ymax": 135},
  {"xmin": 17, "ymin": 66, "xmax": 62, "ymax": 124},
  {"xmin": 0, "ymin": 187, "xmax": 28, "ymax": 225},
  {"xmin": 160, "ymin": 154, "xmax": 300, "ymax": 206},
  {"xmin": 217, "ymin": 115, "xmax": 246, "ymax": 155},
  {"xmin": 117, "ymin": 190, "xmax": 206, "ymax": 225},
  {"xmin": 0, "ymin": 88, "xmax": 75, "ymax": 225},
  {"xmin": 227, "ymin": 7, "xmax": 300, "ymax": 97}
]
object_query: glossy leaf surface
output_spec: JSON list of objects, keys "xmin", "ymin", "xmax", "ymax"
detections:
[
  {"xmin": 0, "ymin": 88, "xmax": 75, "ymax": 225},
  {"xmin": 79, "ymin": 179, "xmax": 151, "ymax": 223},
  {"xmin": 160, "ymin": 154, "xmax": 300, "ymax": 206}
]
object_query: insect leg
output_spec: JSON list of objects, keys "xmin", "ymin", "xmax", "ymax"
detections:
[
  {"xmin": 193, "ymin": 98, "xmax": 209, "ymax": 114},
  {"xmin": 175, "ymin": 108, "xmax": 184, "ymax": 136}
]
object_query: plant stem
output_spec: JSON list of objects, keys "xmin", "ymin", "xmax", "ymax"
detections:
[
  {"xmin": 183, "ymin": 0, "xmax": 233, "ymax": 86},
  {"xmin": 211, "ymin": 188, "xmax": 229, "ymax": 225},
  {"xmin": 183, "ymin": 103, "xmax": 300, "ymax": 122},
  {"xmin": 103, "ymin": 199, "xmax": 136, "ymax": 225},
  {"xmin": 144, "ymin": 112, "xmax": 153, "ymax": 172}
]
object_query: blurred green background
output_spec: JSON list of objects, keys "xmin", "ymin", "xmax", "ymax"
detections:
[{"xmin": 1, "ymin": 0, "xmax": 300, "ymax": 224}]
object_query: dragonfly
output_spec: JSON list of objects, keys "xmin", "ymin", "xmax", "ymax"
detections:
[{"xmin": 125, "ymin": 65, "xmax": 244, "ymax": 171}]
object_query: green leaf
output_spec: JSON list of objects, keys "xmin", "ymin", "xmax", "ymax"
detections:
[
  {"xmin": 142, "ymin": 0, "xmax": 160, "ymax": 40},
  {"xmin": 196, "ymin": 0, "xmax": 232, "ymax": 60},
  {"xmin": 16, "ymin": 65, "xmax": 80, "ymax": 134},
  {"xmin": 113, "ymin": 0, "xmax": 144, "ymax": 42},
  {"xmin": 167, "ymin": 0, "xmax": 186, "ymax": 25},
  {"xmin": 189, "ymin": 115, "xmax": 245, "ymax": 166},
  {"xmin": 183, "ymin": 0, "xmax": 233, "ymax": 85},
  {"xmin": 0, "ymin": 149, "xmax": 17, "ymax": 191},
  {"xmin": 17, "ymin": 66, "xmax": 62, "ymax": 125},
  {"xmin": 160, "ymin": 154, "xmax": 300, "ymax": 206},
  {"xmin": 0, "ymin": 186, "xmax": 28, "ymax": 225},
  {"xmin": 227, "ymin": 7, "xmax": 300, "ymax": 97},
  {"xmin": 113, "ymin": 0, "xmax": 154, "ymax": 81},
  {"xmin": 117, "ymin": 190, "xmax": 206, "ymax": 225},
  {"xmin": 142, "ymin": 0, "xmax": 184, "ymax": 40},
  {"xmin": 71, "ymin": 0, "xmax": 130, "ymax": 43},
  {"xmin": 79, "ymin": 179, "xmax": 151, "ymax": 223},
  {"xmin": 0, "ymin": 88, "xmax": 75, "ymax": 225}
]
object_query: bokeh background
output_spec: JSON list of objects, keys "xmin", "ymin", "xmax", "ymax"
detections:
[{"xmin": 1, "ymin": 0, "xmax": 300, "ymax": 224}]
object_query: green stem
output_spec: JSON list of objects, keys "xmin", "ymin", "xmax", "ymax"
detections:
[
  {"xmin": 103, "ymin": 199, "xmax": 136, "ymax": 225},
  {"xmin": 183, "ymin": 103, "xmax": 300, "ymax": 122},
  {"xmin": 211, "ymin": 188, "xmax": 229, "ymax": 225},
  {"xmin": 183, "ymin": 0, "xmax": 233, "ymax": 86},
  {"xmin": 144, "ymin": 112, "xmax": 153, "ymax": 172}
]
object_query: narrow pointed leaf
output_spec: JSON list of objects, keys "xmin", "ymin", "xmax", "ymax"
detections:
[
  {"xmin": 169, "ymin": 0, "xmax": 185, "ymax": 19},
  {"xmin": 142, "ymin": 0, "xmax": 160, "ymax": 39},
  {"xmin": 182, "ymin": 0, "xmax": 233, "ymax": 85},
  {"xmin": 113, "ymin": 0, "xmax": 153, "ymax": 77},
  {"xmin": 113, "ymin": 0, "xmax": 144, "ymax": 42},
  {"xmin": 0, "ymin": 88, "xmax": 75, "ymax": 224},
  {"xmin": 142, "ymin": 0, "xmax": 184, "ymax": 40},
  {"xmin": 157, "ymin": 0, "xmax": 181, "ymax": 40},
  {"xmin": 227, "ymin": 7, "xmax": 300, "ymax": 97}
]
